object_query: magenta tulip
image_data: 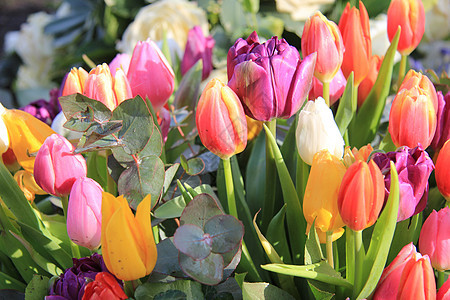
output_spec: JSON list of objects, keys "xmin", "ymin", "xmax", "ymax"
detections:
[
  {"xmin": 419, "ymin": 207, "xmax": 450, "ymax": 271},
  {"xmin": 432, "ymin": 91, "xmax": 450, "ymax": 151},
  {"xmin": 34, "ymin": 134, "xmax": 87, "ymax": 197},
  {"xmin": 127, "ymin": 39, "xmax": 175, "ymax": 112},
  {"xmin": 67, "ymin": 177, "xmax": 103, "ymax": 250},
  {"xmin": 181, "ymin": 26, "xmax": 215, "ymax": 80},
  {"xmin": 227, "ymin": 31, "xmax": 316, "ymax": 121}
]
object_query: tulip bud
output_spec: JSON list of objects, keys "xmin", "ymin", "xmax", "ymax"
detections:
[
  {"xmin": 438, "ymin": 277, "xmax": 450, "ymax": 300},
  {"xmin": 342, "ymin": 144, "xmax": 374, "ymax": 168},
  {"xmin": 338, "ymin": 159, "xmax": 384, "ymax": 231},
  {"xmin": 196, "ymin": 79, "xmax": 247, "ymax": 159},
  {"xmin": 113, "ymin": 68, "xmax": 133, "ymax": 106},
  {"xmin": 387, "ymin": 0, "xmax": 425, "ymax": 55},
  {"xmin": 372, "ymin": 145, "xmax": 434, "ymax": 221},
  {"xmin": 181, "ymin": 26, "xmax": 215, "ymax": 80},
  {"xmin": 338, "ymin": 1, "xmax": 372, "ymax": 86},
  {"xmin": 34, "ymin": 134, "xmax": 87, "ymax": 197},
  {"xmin": 82, "ymin": 272, "xmax": 127, "ymax": 300},
  {"xmin": 431, "ymin": 91, "xmax": 450, "ymax": 151},
  {"xmin": 302, "ymin": 12, "xmax": 344, "ymax": 83},
  {"xmin": 101, "ymin": 193, "xmax": 157, "ymax": 281},
  {"xmin": 436, "ymin": 139, "xmax": 450, "ymax": 201},
  {"xmin": 303, "ymin": 150, "xmax": 346, "ymax": 243},
  {"xmin": 227, "ymin": 32, "xmax": 316, "ymax": 121},
  {"xmin": 0, "ymin": 103, "xmax": 55, "ymax": 173},
  {"xmin": 389, "ymin": 70, "xmax": 437, "ymax": 148},
  {"xmin": 127, "ymin": 39, "xmax": 175, "ymax": 112},
  {"xmin": 62, "ymin": 67, "xmax": 88, "ymax": 96},
  {"xmin": 308, "ymin": 69, "xmax": 346, "ymax": 106},
  {"xmin": 358, "ymin": 55, "xmax": 383, "ymax": 107},
  {"xmin": 84, "ymin": 64, "xmax": 118, "ymax": 110},
  {"xmin": 419, "ymin": 207, "xmax": 450, "ymax": 271},
  {"xmin": 109, "ymin": 53, "xmax": 131, "ymax": 77},
  {"xmin": 67, "ymin": 177, "xmax": 103, "ymax": 250},
  {"xmin": 373, "ymin": 243, "xmax": 436, "ymax": 299},
  {"xmin": 296, "ymin": 97, "xmax": 344, "ymax": 165}
]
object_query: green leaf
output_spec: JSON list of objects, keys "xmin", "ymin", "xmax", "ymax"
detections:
[
  {"xmin": 304, "ymin": 221, "xmax": 324, "ymax": 265},
  {"xmin": 25, "ymin": 275, "xmax": 49, "ymax": 300},
  {"xmin": 266, "ymin": 205, "xmax": 292, "ymax": 264},
  {"xmin": 153, "ymin": 238, "xmax": 187, "ymax": 278},
  {"xmin": 180, "ymin": 156, "xmax": 205, "ymax": 176},
  {"xmin": 154, "ymin": 290, "xmax": 187, "ymax": 300},
  {"xmin": 117, "ymin": 155, "xmax": 165, "ymax": 210},
  {"xmin": 245, "ymin": 133, "xmax": 266, "ymax": 216},
  {"xmin": 220, "ymin": 0, "xmax": 247, "ymax": 34},
  {"xmin": 86, "ymin": 152, "xmax": 107, "ymax": 189},
  {"xmin": 335, "ymin": 72, "xmax": 355, "ymax": 136},
  {"xmin": 242, "ymin": 282, "xmax": 296, "ymax": 300},
  {"xmin": 179, "ymin": 252, "xmax": 224, "ymax": 285},
  {"xmin": 261, "ymin": 262, "xmax": 352, "ymax": 289},
  {"xmin": 349, "ymin": 28, "xmax": 401, "ymax": 147},
  {"xmin": 135, "ymin": 280, "xmax": 203, "ymax": 300},
  {"xmin": 204, "ymin": 215, "xmax": 244, "ymax": 254},
  {"xmin": 0, "ymin": 271, "xmax": 26, "ymax": 291},
  {"xmin": 379, "ymin": 132, "xmax": 397, "ymax": 152},
  {"xmin": 387, "ymin": 213, "xmax": 421, "ymax": 264},
  {"xmin": 59, "ymin": 93, "xmax": 112, "ymax": 123},
  {"xmin": 242, "ymin": 0, "xmax": 259, "ymax": 13},
  {"xmin": 357, "ymin": 162, "xmax": 400, "ymax": 299},
  {"xmin": 180, "ymin": 194, "xmax": 223, "ymax": 227},
  {"xmin": 174, "ymin": 60, "xmax": 202, "ymax": 111},
  {"xmin": 162, "ymin": 163, "xmax": 180, "ymax": 197},
  {"xmin": 174, "ymin": 224, "xmax": 211, "ymax": 260}
]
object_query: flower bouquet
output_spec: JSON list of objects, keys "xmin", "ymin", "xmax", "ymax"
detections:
[{"xmin": 0, "ymin": 0, "xmax": 449, "ymax": 299}]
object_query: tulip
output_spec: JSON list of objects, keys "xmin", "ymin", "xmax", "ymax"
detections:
[
  {"xmin": 419, "ymin": 207, "xmax": 450, "ymax": 271},
  {"xmin": 338, "ymin": 159, "xmax": 384, "ymax": 231},
  {"xmin": 127, "ymin": 39, "xmax": 175, "ymax": 112},
  {"xmin": 20, "ymin": 88, "xmax": 60, "ymax": 125},
  {"xmin": 308, "ymin": 69, "xmax": 346, "ymax": 106},
  {"xmin": 296, "ymin": 97, "xmax": 344, "ymax": 165},
  {"xmin": 109, "ymin": 53, "xmax": 131, "ymax": 77},
  {"xmin": 181, "ymin": 26, "xmax": 215, "ymax": 80},
  {"xmin": 246, "ymin": 116, "xmax": 263, "ymax": 141},
  {"xmin": 303, "ymin": 150, "xmax": 346, "ymax": 243},
  {"xmin": 357, "ymin": 55, "xmax": 383, "ymax": 107},
  {"xmin": 227, "ymin": 31, "xmax": 316, "ymax": 121},
  {"xmin": 62, "ymin": 67, "xmax": 89, "ymax": 97},
  {"xmin": 34, "ymin": 134, "xmax": 87, "ymax": 197},
  {"xmin": 387, "ymin": 0, "xmax": 425, "ymax": 56},
  {"xmin": 67, "ymin": 177, "xmax": 103, "ymax": 250},
  {"xmin": 373, "ymin": 243, "xmax": 436, "ymax": 299},
  {"xmin": 431, "ymin": 91, "xmax": 450, "ymax": 151},
  {"xmin": 436, "ymin": 139, "xmax": 450, "ymax": 201},
  {"xmin": 338, "ymin": 1, "xmax": 372, "ymax": 86},
  {"xmin": 84, "ymin": 63, "xmax": 133, "ymax": 111},
  {"xmin": 101, "ymin": 192, "xmax": 157, "ymax": 281},
  {"xmin": 196, "ymin": 79, "xmax": 247, "ymax": 159},
  {"xmin": 0, "ymin": 112, "xmax": 8, "ymax": 155},
  {"xmin": 0, "ymin": 103, "xmax": 55, "ymax": 173},
  {"xmin": 301, "ymin": 12, "xmax": 343, "ymax": 84},
  {"xmin": 82, "ymin": 272, "xmax": 127, "ymax": 300},
  {"xmin": 438, "ymin": 277, "xmax": 450, "ymax": 300},
  {"xmin": 156, "ymin": 106, "xmax": 170, "ymax": 143},
  {"xmin": 372, "ymin": 145, "xmax": 434, "ymax": 221},
  {"xmin": 389, "ymin": 70, "xmax": 437, "ymax": 148},
  {"xmin": 14, "ymin": 170, "xmax": 46, "ymax": 202}
]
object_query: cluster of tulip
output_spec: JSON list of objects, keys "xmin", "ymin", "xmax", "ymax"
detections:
[{"xmin": 0, "ymin": 0, "xmax": 449, "ymax": 298}]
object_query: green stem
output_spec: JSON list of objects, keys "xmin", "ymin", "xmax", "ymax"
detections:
[
  {"xmin": 326, "ymin": 231, "xmax": 334, "ymax": 269},
  {"xmin": 323, "ymin": 81, "xmax": 330, "ymax": 107},
  {"xmin": 124, "ymin": 279, "xmax": 140, "ymax": 297},
  {"xmin": 346, "ymin": 227, "xmax": 355, "ymax": 285},
  {"xmin": 152, "ymin": 225, "xmax": 159, "ymax": 244},
  {"xmin": 397, "ymin": 54, "xmax": 407, "ymax": 89},
  {"xmin": 61, "ymin": 196, "xmax": 81, "ymax": 259},
  {"xmin": 105, "ymin": 150, "xmax": 116, "ymax": 195},
  {"xmin": 261, "ymin": 119, "xmax": 277, "ymax": 232},
  {"xmin": 438, "ymin": 270, "xmax": 446, "ymax": 289},
  {"xmin": 353, "ymin": 230, "xmax": 364, "ymax": 299}
]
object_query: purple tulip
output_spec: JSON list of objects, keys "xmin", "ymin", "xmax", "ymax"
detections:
[
  {"xmin": 227, "ymin": 31, "xmax": 316, "ymax": 121},
  {"xmin": 109, "ymin": 53, "xmax": 131, "ymax": 77},
  {"xmin": 373, "ymin": 145, "xmax": 434, "ymax": 222},
  {"xmin": 47, "ymin": 253, "xmax": 115, "ymax": 300},
  {"xmin": 67, "ymin": 177, "xmax": 103, "ymax": 250},
  {"xmin": 181, "ymin": 26, "xmax": 215, "ymax": 80},
  {"xmin": 34, "ymin": 134, "xmax": 87, "ymax": 197},
  {"xmin": 431, "ymin": 91, "xmax": 450, "ymax": 151},
  {"xmin": 21, "ymin": 88, "xmax": 60, "ymax": 125}
]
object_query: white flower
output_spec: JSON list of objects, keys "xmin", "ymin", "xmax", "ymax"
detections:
[
  {"xmin": 296, "ymin": 97, "xmax": 344, "ymax": 165},
  {"xmin": 0, "ymin": 104, "xmax": 9, "ymax": 155},
  {"xmin": 117, "ymin": 0, "xmax": 209, "ymax": 55},
  {"xmin": 275, "ymin": 0, "xmax": 333, "ymax": 22},
  {"xmin": 424, "ymin": 0, "xmax": 450, "ymax": 42},
  {"xmin": 370, "ymin": 14, "xmax": 400, "ymax": 63},
  {"xmin": 51, "ymin": 111, "xmax": 83, "ymax": 141}
]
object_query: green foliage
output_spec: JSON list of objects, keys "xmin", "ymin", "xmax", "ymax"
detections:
[{"xmin": 25, "ymin": 275, "xmax": 49, "ymax": 300}]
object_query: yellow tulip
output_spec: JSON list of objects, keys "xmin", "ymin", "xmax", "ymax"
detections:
[
  {"xmin": 14, "ymin": 170, "xmax": 46, "ymax": 202},
  {"xmin": 101, "ymin": 193, "xmax": 157, "ymax": 281},
  {"xmin": 0, "ymin": 103, "xmax": 55, "ymax": 173},
  {"xmin": 303, "ymin": 150, "xmax": 346, "ymax": 243}
]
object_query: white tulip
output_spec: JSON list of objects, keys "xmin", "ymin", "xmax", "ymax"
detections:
[
  {"xmin": 0, "ymin": 104, "xmax": 10, "ymax": 155},
  {"xmin": 296, "ymin": 97, "xmax": 344, "ymax": 165}
]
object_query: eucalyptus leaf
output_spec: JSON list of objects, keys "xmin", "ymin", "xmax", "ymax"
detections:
[
  {"xmin": 179, "ymin": 252, "xmax": 224, "ymax": 285},
  {"xmin": 204, "ymin": 215, "xmax": 244, "ymax": 254},
  {"xmin": 173, "ymin": 224, "xmax": 212, "ymax": 260},
  {"xmin": 180, "ymin": 194, "xmax": 224, "ymax": 228},
  {"xmin": 59, "ymin": 93, "xmax": 112, "ymax": 123},
  {"xmin": 153, "ymin": 238, "xmax": 187, "ymax": 278},
  {"xmin": 241, "ymin": 282, "xmax": 296, "ymax": 300},
  {"xmin": 135, "ymin": 280, "xmax": 203, "ymax": 300}
]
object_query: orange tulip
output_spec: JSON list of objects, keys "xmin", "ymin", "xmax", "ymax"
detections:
[
  {"xmin": 302, "ymin": 12, "xmax": 344, "ymax": 83},
  {"xmin": 436, "ymin": 139, "xmax": 450, "ymax": 201},
  {"xmin": 338, "ymin": 1, "xmax": 372, "ymax": 86},
  {"xmin": 387, "ymin": 0, "xmax": 425, "ymax": 55},
  {"xmin": 62, "ymin": 67, "xmax": 88, "ymax": 97},
  {"xmin": 343, "ymin": 144, "xmax": 374, "ymax": 168},
  {"xmin": 389, "ymin": 70, "xmax": 437, "ymax": 148},
  {"xmin": 338, "ymin": 159, "xmax": 385, "ymax": 231},
  {"xmin": 358, "ymin": 55, "xmax": 383, "ymax": 107}
]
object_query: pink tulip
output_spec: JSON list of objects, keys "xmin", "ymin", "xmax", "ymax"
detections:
[
  {"xmin": 308, "ymin": 69, "xmax": 346, "ymax": 106},
  {"xmin": 419, "ymin": 207, "xmax": 450, "ymax": 271},
  {"xmin": 181, "ymin": 26, "xmax": 215, "ymax": 80},
  {"xmin": 438, "ymin": 277, "xmax": 450, "ymax": 300},
  {"xmin": 34, "ymin": 134, "xmax": 87, "ymax": 197},
  {"xmin": 109, "ymin": 53, "xmax": 131, "ymax": 77},
  {"xmin": 67, "ymin": 177, "xmax": 103, "ymax": 250},
  {"xmin": 127, "ymin": 39, "xmax": 175, "ymax": 112}
]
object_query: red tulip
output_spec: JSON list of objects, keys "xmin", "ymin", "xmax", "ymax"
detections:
[
  {"xmin": 82, "ymin": 272, "xmax": 127, "ymax": 300},
  {"xmin": 436, "ymin": 139, "xmax": 450, "ymax": 201},
  {"xmin": 337, "ymin": 159, "xmax": 384, "ymax": 231},
  {"xmin": 387, "ymin": 0, "xmax": 425, "ymax": 55},
  {"xmin": 338, "ymin": 1, "xmax": 372, "ymax": 86}
]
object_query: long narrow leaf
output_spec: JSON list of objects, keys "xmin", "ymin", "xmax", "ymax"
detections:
[
  {"xmin": 335, "ymin": 72, "xmax": 355, "ymax": 136},
  {"xmin": 0, "ymin": 271, "xmax": 26, "ymax": 291}
]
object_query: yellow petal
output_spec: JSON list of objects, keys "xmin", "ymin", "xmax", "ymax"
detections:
[
  {"xmin": 135, "ymin": 194, "xmax": 157, "ymax": 274},
  {"xmin": 101, "ymin": 192, "xmax": 122, "ymax": 268}
]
